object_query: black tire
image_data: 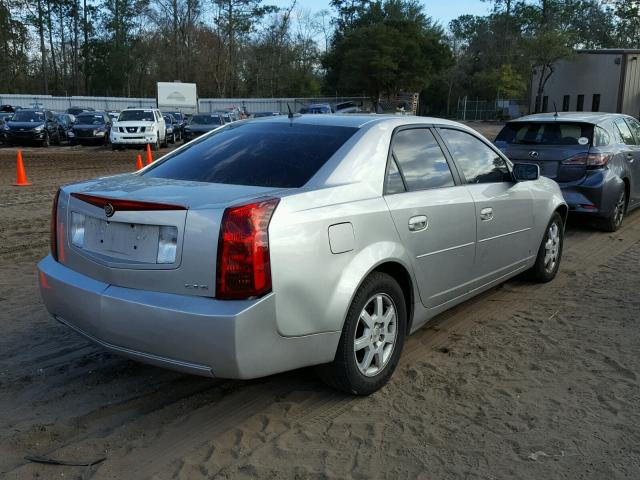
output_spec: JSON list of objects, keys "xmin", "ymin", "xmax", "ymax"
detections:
[
  {"xmin": 111, "ymin": 144, "xmax": 119, "ymax": 151},
  {"xmin": 600, "ymin": 188, "xmax": 626, "ymax": 232},
  {"xmin": 53, "ymin": 132, "xmax": 61, "ymax": 145},
  {"xmin": 527, "ymin": 212, "xmax": 564, "ymax": 283},
  {"xmin": 317, "ymin": 272, "xmax": 407, "ymax": 395},
  {"xmin": 152, "ymin": 138, "xmax": 160, "ymax": 151},
  {"xmin": 41, "ymin": 132, "xmax": 50, "ymax": 148},
  {"xmin": 161, "ymin": 134, "xmax": 168, "ymax": 148},
  {"xmin": 169, "ymin": 133, "xmax": 175, "ymax": 144}
]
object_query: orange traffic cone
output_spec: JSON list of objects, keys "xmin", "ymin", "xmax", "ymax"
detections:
[
  {"xmin": 145, "ymin": 144, "xmax": 153, "ymax": 165},
  {"xmin": 136, "ymin": 154, "xmax": 144, "ymax": 171},
  {"xmin": 14, "ymin": 150, "xmax": 32, "ymax": 186}
]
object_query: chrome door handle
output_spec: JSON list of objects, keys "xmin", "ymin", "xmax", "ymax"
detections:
[
  {"xmin": 480, "ymin": 207, "xmax": 494, "ymax": 221},
  {"xmin": 408, "ymin": 215, "xmax": 428, "ymax": 232}
]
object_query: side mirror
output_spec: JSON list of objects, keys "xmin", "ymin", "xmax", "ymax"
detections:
[{"xmin": 513, "ymin": 163, "xmax": 540, "ymax": 181}]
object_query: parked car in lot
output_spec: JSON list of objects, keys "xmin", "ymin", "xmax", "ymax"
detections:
[
  {"xmin": 110, "ymin": 108, "xmax": 167, "ymax": 150},
  {"xmin": 38, "ymin": 115, "xmax": 566, "ymax": 395},
  {"xmin": 163, "ymin": 114, "xmax": 182, "ymax": 143},
  {"xmin": 334, "ymin": 101, "xmax": 361, "ymax": 113},
  {"xmin": 169, "ymin": 112, "xmax": 187, "ymax": 132},
  {"xmin": 5, "ymin": 109, "xmax": 61, "ymax": 147},
  {"xmin": 54, "ymin": 113, "xmax": 76, "ymax": 142},
  {"xmin": 68, "ymin": 111, "xmax": 112, "ymax": 146},
  {"xmin": 67, "ymin": 106, "xmax": 95, "ymax": 116},
  {"xmin": 495, "ymin": 112, "xmax": 640, "ymax": 231},
  {"xmin": 182, "ymin": 113, "xmax": 224, "ymax": 142},
  {"xmin": 301, "ymin": 103, "xmax": 332, "ymax": 114}
]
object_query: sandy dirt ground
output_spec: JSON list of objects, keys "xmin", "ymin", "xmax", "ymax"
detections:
[{"xmin": 1, "ymin": 127, "xmax": 639, "ymax": 479}]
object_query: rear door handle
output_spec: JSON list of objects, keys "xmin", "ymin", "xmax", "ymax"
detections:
[
  {"xmin": 408, "ymin": 215, "xmax": 428, "ymax": 232},
  {"xmin": 480, "ymin": 207, "xmax": 494, "ymax": 221}
]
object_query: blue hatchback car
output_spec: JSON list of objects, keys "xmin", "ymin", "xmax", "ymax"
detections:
[{"xmin": 495, "ymin": 112, "xmax": 640, "ymax": 231}]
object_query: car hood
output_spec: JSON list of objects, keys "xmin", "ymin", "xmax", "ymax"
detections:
[
  {"xmin": 114, "ymin": 121, "xmax": 156, "ymax": 127},
  {"xmin": 8, "ymin": 122, "xmax": 45, "ymax": 129},
  {"xmin": 74, "ymin": 124, "xmax": 106, "ymax": 129}
]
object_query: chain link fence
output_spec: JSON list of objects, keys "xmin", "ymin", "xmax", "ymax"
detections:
[{"xmin": 454, "ymin": 97, "xmax": 526, "ymax": 121}]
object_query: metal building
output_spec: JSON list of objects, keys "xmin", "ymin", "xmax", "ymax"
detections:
[{"xmin": 531, "ymin": 49, "xmax": 640, "ymax": 118}]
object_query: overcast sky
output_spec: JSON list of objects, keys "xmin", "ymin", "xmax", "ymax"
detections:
[{"xmin": 272, "ymin": 0, "xmax": 491, "ymax": 28}]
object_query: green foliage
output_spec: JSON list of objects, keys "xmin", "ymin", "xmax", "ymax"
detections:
[{"xmin": 323, "ymin": 0, "xmax": 452, "ymax": 100}]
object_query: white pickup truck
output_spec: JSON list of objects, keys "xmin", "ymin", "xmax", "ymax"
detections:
[{"xmin": 110, "ymin": 108, "xmax": 167, "ymax": 150}]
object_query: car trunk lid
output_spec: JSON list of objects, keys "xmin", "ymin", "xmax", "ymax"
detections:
[{"xmin": 58, "ymin": 174, "xmax": 286, "ymax": 297}]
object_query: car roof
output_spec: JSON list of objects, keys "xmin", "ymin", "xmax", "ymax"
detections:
[
  {"xmin": 250, "ymin": 114, "xmax": 468, "ymax": 129},
  {"xmin": 510, "ymin": 112, "xmax": 624, "ymax": 124}
]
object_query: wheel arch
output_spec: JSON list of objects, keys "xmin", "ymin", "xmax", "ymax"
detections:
[{"xmin": 370, "ymin": 261, "xmax": 415, "ymax": 335}]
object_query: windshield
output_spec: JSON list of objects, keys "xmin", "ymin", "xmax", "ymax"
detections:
[
  {"xmin": 143, "ymin": 122, "xmax": 358, "ymax": 188},
  {"xmin": 76, "ymin": 114, "xmax": 105, "ymax": 125},
  {"xmin": 173, "ymin": 113, "xmax": 183, "ymax": 121},
  {"xmin": 496, "ymin": 122, "xmax": 594, "ymax": 146},
  {"xmin": 11, "ymin": 111, "xmax": 45, "ymax": 122},
  {"xmin": 163, "ymin": 115, "xmax": 173, "ymax": 123},
  {"xmin": 190, "ymin": 115, "xmax": 222, "ymax": 126},
  {"xmin": 119, "ymin": 110, "xmax": 154, "ymax": 122}
]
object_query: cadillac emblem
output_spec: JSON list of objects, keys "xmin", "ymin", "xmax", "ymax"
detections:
[{"xmin": 104, "ymin": 203, "xmax": 115, "ymax": 217}]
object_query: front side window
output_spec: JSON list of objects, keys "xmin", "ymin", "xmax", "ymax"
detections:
[
  {"xmin": 143, "ymin": 122, "xmax": 358, "ymax": 188},
  {"xmin": 440, "ymin": 128, "xmax": 511, "ymax": 184},
  {"xmin": 624, "ymin": 117, "xmax": 640, "ymax": 144},
  {"xmin": 614, "ymin": 118, "xmax": 636, "ymax": 145},
  {"xmin": 390, "ymin": 128, "xmax": 455, "ymax": 191}
]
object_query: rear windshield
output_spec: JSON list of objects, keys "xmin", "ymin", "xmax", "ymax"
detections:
[
  {"xmin": 496, "ymin": 122, "xmax": 594, "ymax": 146},
  {"xmin": 143, "ymin": 122, "xmax": 358, "ymax": 188},
  {"xmin": 119, "ymin": 110, "xmax": 154, "ymax": 122},
  {"xmin": 76, "ymin": 114, "xmax": 105, "ymax": 125},
  {"xmin": 191, "ymin": 115, "xmax": 221, "ymax": 125}
]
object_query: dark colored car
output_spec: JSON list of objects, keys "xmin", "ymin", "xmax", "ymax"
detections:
[
  {"xmin": 495, "ymin": 112, "xmax": 640, "ymax": 231},
  {"xmin": 67, "ymin": 106, "xmax": 95, "ymax": 116},
  {"xmin": 163, "ymin": 114, "xmax": 181, "ymax": 143},
  {"xmin": 5, "ymin": 109, "xmax": 61, "ymax": 147},
  {"xmin": 183, "ymin": 113, "xmax": 224, "ymax": 143},
  {"xmin": 252, "ymin": 112, "xmax": 280, "ymax": 118},
  {"xmin": 170, "ymin": 112, "xmax": 187, "ymax": 131},
  {"xmin": 68, "ymin": 111, "xmax": 111, "ymax": 146},
  {"xmin": 54, "ymin": 113, "xmax": 75, "ymax": 142}
]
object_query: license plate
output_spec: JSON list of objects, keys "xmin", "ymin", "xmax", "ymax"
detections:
[{"xmin": 83, "ymin": 217, "xmax": 159, "ymax": 262}]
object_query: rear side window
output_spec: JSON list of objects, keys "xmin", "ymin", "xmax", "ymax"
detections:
[
  {"xmin": 440, "ymin": 128, "xmax": 511, "ymax": 184},
  {"xmin": 143, "ymin": 122, "xmax": 358, "ymax": 188},
  {"xmin": 614, "ymin": 118, "xmax": 636, "ymax": 145},
  {"xmin": 390, "ymin": 128, "xmax": 454, "ymax": 191},
  {"xmin": 495, "ymin": 122, "xmax": 594, "ymax": 146},
  {"xmin": 594, "ymin": 126, "xmax": 610, "ymax": 147}
]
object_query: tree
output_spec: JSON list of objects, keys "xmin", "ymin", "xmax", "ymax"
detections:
[{"xmin": 324, "ymin": 0, "xmax": 452, "ymax": 104}]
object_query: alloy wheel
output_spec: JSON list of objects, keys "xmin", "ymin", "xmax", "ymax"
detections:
[
  {"xmin": 353, "ymin": 293, "xmax": 398, "ymax": 377},
  {"xmin": 613, "ymin": 190, "xmax": 626, "ymax": 228},
  {"xmin": 544, "ymin": 221, "xmax": 561, "ymax": 274}
]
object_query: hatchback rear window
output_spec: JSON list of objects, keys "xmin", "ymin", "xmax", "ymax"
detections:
[
  {"xmin": 496, "ymin": 122, "xmax": 594, "ymax": 146},
  {"xmin": 143, "ymin": 122, "xmax": 358, "ymax": 188}
]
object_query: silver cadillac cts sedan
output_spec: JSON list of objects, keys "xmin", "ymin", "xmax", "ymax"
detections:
[{"xmin": 38, "ymin": 115, "xmax": 567, "ymax": 394}]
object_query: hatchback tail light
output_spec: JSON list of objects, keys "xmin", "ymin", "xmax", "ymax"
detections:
[
  {"xmin": 216, "ymin": 198, "xmax": 280, "ymax": 300},
  {"xmin": 562, "ymin": 152, "xmax": 611, "ymax": 168},
  {"xmin": 50, "ymin": 189, "xmax": 60, "ymax": 261}
]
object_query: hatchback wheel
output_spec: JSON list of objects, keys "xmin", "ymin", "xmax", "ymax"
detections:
[
  {"xmin": 41, "ymin": 132, "xmax": 50, "ymax": 148},
  {"xmin": 601, "ymin": 188, "xmax": 626, "ymax": 232},
  {"xmin": 317, "ymin": 272, "xmax": 406, "ymax": 395},
  {"xmin": 527, "ymin": 212, "xmax": 563, "ymax": 282}
]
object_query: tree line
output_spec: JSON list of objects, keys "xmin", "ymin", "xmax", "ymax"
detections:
[{"xmin": 1, "ymin": 0, "xmax": 639, "ymax": 110}]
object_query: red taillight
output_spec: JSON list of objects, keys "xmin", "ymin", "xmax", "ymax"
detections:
[
  {"xmin": 50, "ymin": 189, "xmax": 60, "ymax": 261},
  {"xmin": 562, "ymin": 152, "xmax": 611, "ymax": 168},
  {"xmin": 216, "ymin": 198, "xmax": 280, "ymax": 300}
]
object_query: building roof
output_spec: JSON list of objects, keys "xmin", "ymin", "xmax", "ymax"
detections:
[{"xmin": 577, "ymin": 48, "xmax": 640, "ymax": 55}]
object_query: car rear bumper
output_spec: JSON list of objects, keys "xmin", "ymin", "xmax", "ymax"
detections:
[
  {"xmin": 558, "ymin": 169, "xmax": 624, "ymax": 217},
  {"xmin": 37, "ymin": 255, "xmax": 338, "ymax": 379}
]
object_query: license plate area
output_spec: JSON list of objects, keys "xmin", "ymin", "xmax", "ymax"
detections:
[{"xmin": 83, "ymin": 217, "xmax": 160, "ymax": 263}]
